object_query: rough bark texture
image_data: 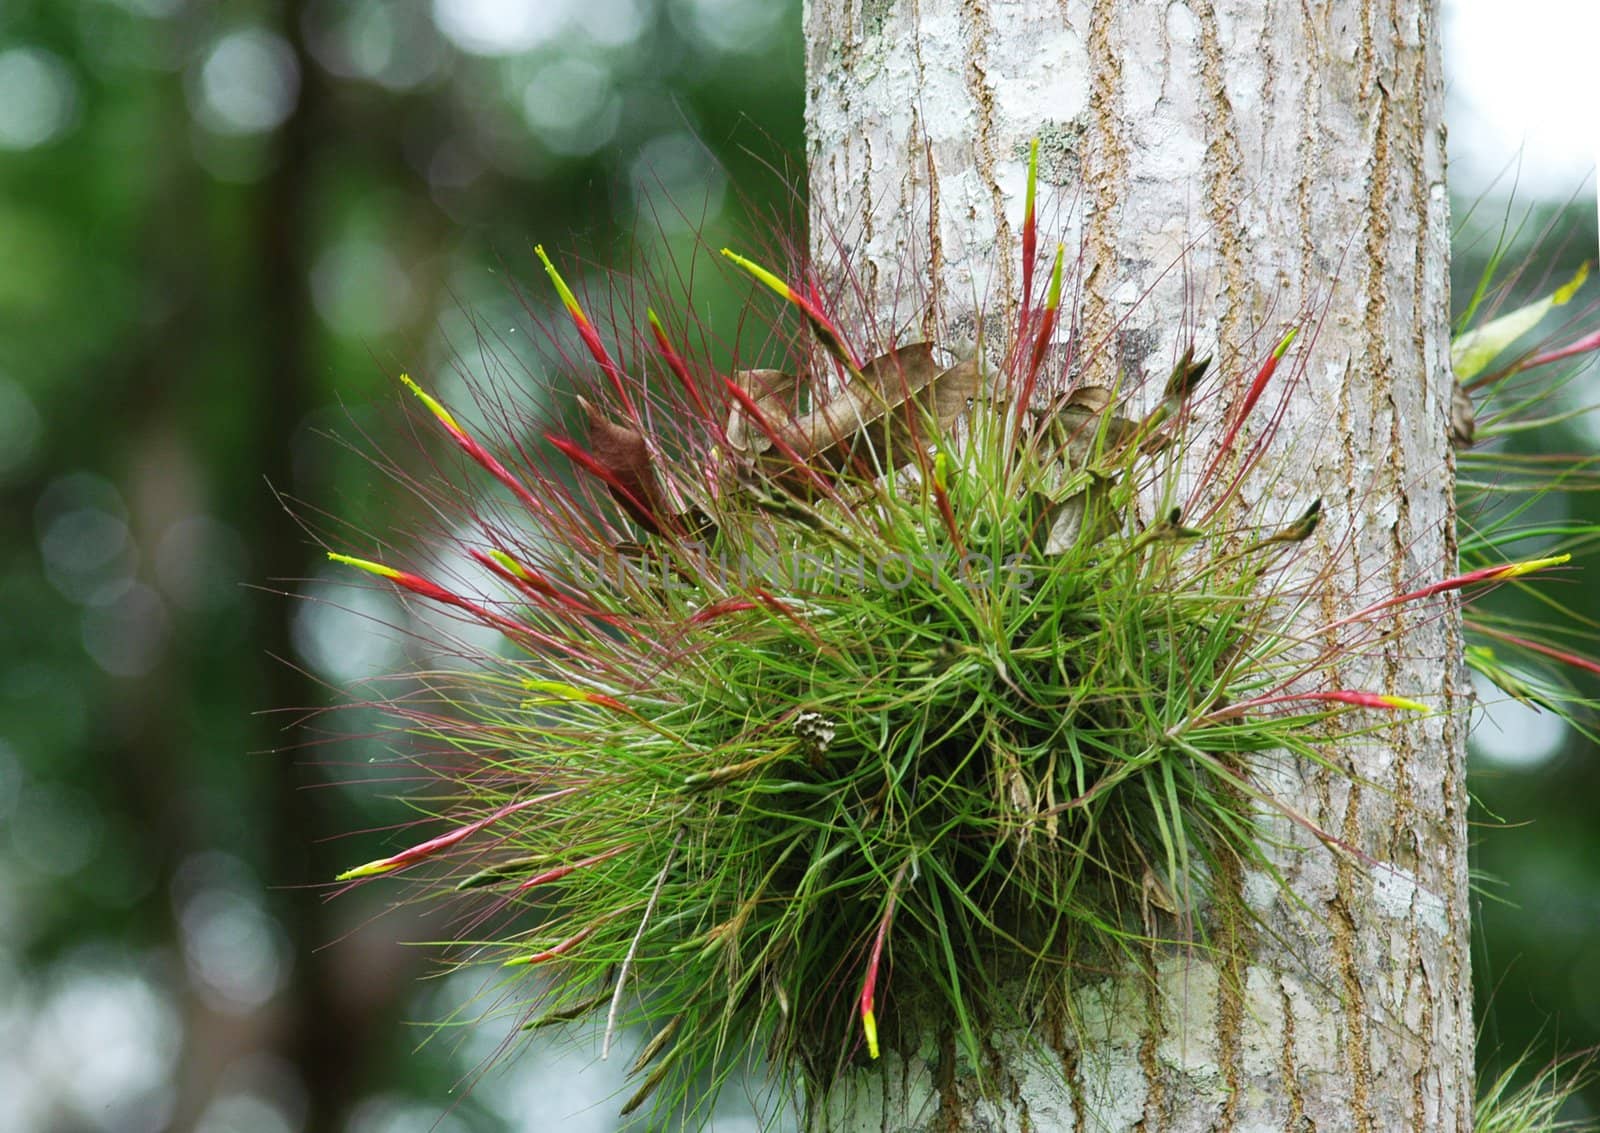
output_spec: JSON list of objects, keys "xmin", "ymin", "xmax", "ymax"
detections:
[{"xmin": 803, "ymin": 1, "xmax": 1469, "ymax": 1130}]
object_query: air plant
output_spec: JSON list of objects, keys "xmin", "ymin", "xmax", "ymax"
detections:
[
  {"xmin": 318, "ymin": 142, "xmax": 1599, "ymax": 1126},
  {"xmin": 1452, "ymin": 253, "xmax": 1600, "ymax": 720}
]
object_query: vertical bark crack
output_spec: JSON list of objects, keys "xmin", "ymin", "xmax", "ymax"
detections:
[
  {"xmin": 1280, "ymin": 979, "xmax": 1308, "ymax": 1127},
  {"xmin": 959, "ymin": 0, "xmax": 1013, "ymax": 309},
  {"xmin": 1137, "ymin": 947, "xmax": 1167, "ymax": 1130},
  {"xmin": 1083, "ymin": 0, "xmax": 1128, "ymax": 388},
  {"xmin": 1194, "ymin": 0, "xmax": 1251, "ymax": 364},
  {"xmin": 1332, "ymin": 787, "xmax": 1377, "ymax": 1132},
  {"xmin": 1214, "ymin": 849, "xmax": 1250, "ymax": 1129}
]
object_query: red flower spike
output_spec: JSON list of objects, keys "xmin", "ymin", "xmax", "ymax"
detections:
[
  {"xmin": 326, "ymin": 552, "xmax": 543, "ymax": 643},
  {"xmin": 517, "ymin": 844, "xmax": 631, "ymax": 891},
  {"xmin": 1206, "ymin": 690, "xmax": 1429, "ymax": 723},
  {"xmin": 1326, "ymin": 554, "xmax": 1572, "ymax": 631},
  {"xmin": 1511, "ymin": 327, "xmax": 1600, "ymax": 378},
  {"xmin": 721, "ymin": 248, "xmax": 864, "ymax": 373},
  {"xmin": 859, "ymin": 861, "xmax": 910, "ymax": 1061},
  {"xmin": 535, "ymin": 244, "xmax": 638, "ymax": 419},
  {"xmin": 502, "ymin": 926, "xmax": 596, "ymax": 968},
  {"xmin": 1473, "ymin": 624, "xmax": 1600, "ymax": 678},
  {"xmin": 546, "ymin": 432, "xmax": 665, "ymax": 535},
  {"xmin": 399, "ymin": 375, "xmax": 550, "ymax": 520},
  {"xmin": 929, "ymin": 451, "xmax": 964, "ymax": 557},
  {"xmin": 647, "ymin": 308, "xmax": 716, "ymax": 426},
  {"xmin": 470, "ymin": 548, "xmax": 612, "ymax": 620},
  {"xmin": 744, "ymin": 585, "xmax": 826, "ymax": 647},
  {"xmin": 336, "ymin": 788, "xmax": 580, "ymax": 881},
  {"xmin": 1215, "ymin": 326, "xmax": 1299, "ymax": 457},
  {"xmin": 1190, "ymin": 326, "xmax": 1299, "ymax": 517},
  {"xmin": 1020, "ymin": 137, "xmax": 1039, "ymax": 322},
  {"xmin": 688, "ymin": 598, "xmax": 761, "ymax": 625},
  {"xmin": 721, "ymin": 379, "xmax": 837, "ymax": 497},
  {"xmin": 327, "ymin": 551, "xmax": 469, "ymax": 607},
  {"xmin": 1020, "ymin": 243, "xmax": 1066, "ymax": 417}
]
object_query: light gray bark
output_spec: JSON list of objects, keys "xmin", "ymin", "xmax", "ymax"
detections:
[{"xmin": 803, "ymin": 1, "xmax": 1469, "ymax": 1130}]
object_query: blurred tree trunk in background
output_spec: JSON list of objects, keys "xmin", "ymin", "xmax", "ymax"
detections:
[
  {"xmin": 245, "ymin": 4, "xmax": 398, "ymax": 1130},
  {"xmin": 804, "ymin": 1, "xmax": 1471, "ymax": 1128}
]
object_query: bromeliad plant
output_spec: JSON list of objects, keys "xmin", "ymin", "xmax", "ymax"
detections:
[
  {"xmin": 322, "ymin": 146, "xmax": 1597, "ymax": 1123},
  {"xmin": 1451, "ymin": 254, "xmax": 1600, "ymax": 711}
]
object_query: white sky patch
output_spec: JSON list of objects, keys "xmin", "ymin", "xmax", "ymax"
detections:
[
  {"xmin": 1445, "ymin": 0, "xmax": 1600, "ymax": 200},
  {"xmin": 1469, "ymin": 670, "xmax": 1568, "ymax": 769}
]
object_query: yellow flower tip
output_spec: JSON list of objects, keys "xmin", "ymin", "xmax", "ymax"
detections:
[
  {"xmin": 1045, "ymin": 243, "xmax": 1065, "ymax": 309},
  {"xmin": 326, "ymin": 551, "xmax": 401, "ymax": 581},
  {"xmin": 534, "ymin": 243, "xmax": 582, "ymax": 313},
  {"xmin": 1379, "ymin": 695, "xmax": 1430, "ymax": 712},
  {"xmin": 1553, "ymin": 260, "xmax": 1590, "ymax": 306},
  {"xmin": 1500, "ymin": 553, "xmax": 1572, "ymax": 579},
  {"xmin": 1273, "ymin": 325, "xmax": 1300, "ymax": 359},
  {"xmin": 523, "ymin": 678, "xmax": 585, "ymax": 701},
  {"xmin": 501, "ymin": 954, "xmax": 532, "ymax": 968},
  {"xmin": 398, "ymin": 374, "xmax": 461, "ymax": 433},
  {"xmin": 335, "ymin": 859, "xmax": 396, "ymax": 881},
  {"xmin": 1024, "ymin": 138, "xmax": 1039, "ymax": 210},
  {"xmin": 489, "ymin": 549, "xmax": 530, "ymax": 580},
  {"xmin": 646, "ymin": 307, "xmax": 665, "ymax": 332},
  {"xmin": 720, "ymin": 247, "xmax": 793, "ymax": 301},
  {"xmin": 862, "ymin": 1010, "xmax": 880, "ymax": 1060},
  {"xmin": 932, "ymin": 451, "xmax": 949, "ymax": 493}
]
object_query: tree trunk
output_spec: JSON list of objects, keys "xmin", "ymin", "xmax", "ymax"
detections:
[{"xmin": 803, "ymin": 2, "xmax": 1470, "ymax": 1129}]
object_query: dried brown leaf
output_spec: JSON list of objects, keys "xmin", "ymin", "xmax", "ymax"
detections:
[
  {"xmin": 724, "ymin": 369, "xmax": 802, "ymax": 458},
  {"xmin": 578, "ymin": 396, "xmax": 665, "ymax": 533},
  {"xmin": 746, "ymin": 345, "xmax": 980, "ymax": 483}
]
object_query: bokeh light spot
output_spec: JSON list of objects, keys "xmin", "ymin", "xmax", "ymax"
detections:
[
  {"xmin": 154, "ymin": 514, "xmax": 249, "ymax": 613},
  {"xmin": 523, "ymin": 58, "xmax": 621, "ymax": 156},
  {"xmin": 81, "ymin": 582, "xmax": 171, "ymax": 678},
  {"xmin": 36, "ymin": 472, "xmax": 137, "ymax": 606},
  {"xmin": 574, "ymin": 0, "xmax": 652, "ymax": 49},
  {"xmin": 0, "ymin": 48, "xmax": 78, "ymax": 150},
  {"xmin": 1469, "ymin": 671, "xmax": 1568, "ymax": 769},
  {"xmin": 293, "ymin": 575, "xmax": 406, "ymax": 683},
  {"xmin": 671, "ymin": 0, "xmax": 785, "ymax": 55},
  {"xmin": 431, "ymin": 0, "xmax": 568, "ymax": 56},
  {"xmin": 35, "ymin": 949, "xmax": 180, "ymax": 1132},
  {"xmin": 306, "ymin": 0, "xmax": 446, "ymax": 90},
  {"xmin": 310, "ymin": 238, "xmax": 415, "ymax": 337},
  {"xmin": 629, "ymin": 131, "xmax": 728, "ymax": 232},
  {"xmin": 193, "ymin": 28, "xmax": 302, "ymax": 136},
  {"xmin": 173, "ymin": 852, "xmax": 292, "ymax": 1013},
  {"xmin": 10, "ymin": 780, "xmax": 102, "ymax": 879},
  {"xmin": 0, "ymin": 376, "xmax": 43, "ymax": 480}
]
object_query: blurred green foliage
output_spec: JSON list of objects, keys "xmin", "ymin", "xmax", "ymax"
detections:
[
  {"xmin": 0, "ymin": 2, "xmax": 802, "ymax": 1129},
  {"xmin": 1454, "ymin": 197, "xmax": 1600, "ymax": 1123},
  {"xmin": 0, "ymin": 0, "xmax": 1594, "ymax": 1129}
]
